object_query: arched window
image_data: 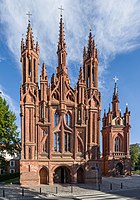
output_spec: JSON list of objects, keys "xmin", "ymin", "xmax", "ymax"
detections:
[
  {"xmin": 87, "ymin": 66, "xmax": 90, "ymax": 87},
  {"xmin": 29, "ymin": 146, "xmax": 32, "ymax": 159},
  {"xmin": 23, "ymin": 57, "xmax": 26, "ymax": 83},
  {"xmin": 78, "ymin": 140, "xmax": 83, "ymax": 153},
  {"xmin": 114, "ymin": 137, "xmax": 121, "ymax": 152},
  {"xmin": 78, "ymin": 109, "xmax": 81, "ymax": 121},
  {"xmin": 34, "ymin": 59, "xmax": 36, "ymax": 83},
  {"xmin": 54, "ymin": 112, "xmax": 59, "ymax": 127},
  {"xmin": 28, "ymin": 58, "xmax": 31, "ymax": 76},
  {"xmin": 43, "ymin": 130, "xmax": 47, "ymax": 152},
  {"xmin": 64, "ymin": 132, "xmax": 71, "ymax": 152},
  {"xmin": 116, "ymin": 118, "xmax": 120, "ymax": 125},
  {"xmin": 92, "ymin": 67, "xmax": 94, "ymax": 82},
  {"xmin": 66, "ymin": 113, "xmax": 71, "ymax": 127},
  {"xmin": 54, "ymin": 132, "xmax": 61, "ymax": 152}
]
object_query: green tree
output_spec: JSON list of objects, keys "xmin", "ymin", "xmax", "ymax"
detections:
[
  {"xmin": 0, "ymin": 155, "xmax": 9, "ymax": 173},
  {"xmin": 0, "ymin": 96, "xmax": 20, "ymax": 155},
  {"xmin": 130, "ymin": 144, "xmax": 140, "ymax": 168}
]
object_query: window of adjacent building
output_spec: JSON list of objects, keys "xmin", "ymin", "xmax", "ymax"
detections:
[
  {"xmin": 54, "ymin": 132, "xmax": 61, "ymax": 152},
  {"xmin": 65, "ymin": 113, "xmax": 71, "ymax": 127},
  {"xmin": 114, "ymin": 137, "xmax": 121, "ymax": 152},
  {"xmin": 10, "ymin": 169, "xmax": 15, "ymax": 174},
  {"xmin": 54, "ymin": 112, "xmax": 59, "ymax": 127},
  {"xmin": 64, "ymin": 132, "xmax": 71, "ymax": 152},
  {"xmin": 10, "ymin": 160, "xmax": 15, "ymax": 167}
]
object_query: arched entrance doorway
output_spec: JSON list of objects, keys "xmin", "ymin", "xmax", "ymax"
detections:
[
  {"xmin": 39, "ymin": 167, "xmax": 48, "ymax": 184},
  {"xmin": 116, "ymin": 162, "xmax": 124, "ymax": 175},
  {"xmin": 77, "ymin": 167, "xmax": 84, "ymax": 183},
  {"xmin": 53, "ymin": 166, "xmax": 71, "ymax": 183}
]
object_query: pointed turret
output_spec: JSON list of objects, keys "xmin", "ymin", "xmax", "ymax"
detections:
[
  {"xmin": 83, "ymin": 46, "xmax": 86, "ymax": 60},
  {"xmin": 112, "ymin": 77, "xmax": 119, "ymax": 117},
  {"xmin": 104, "ymin": 109, "xmax": 106, "ymax": 118},
  {"xmin": 57, "ymin": 14, "xmax": 66, "ymax": 53},
  {"xmin": 78, "ymin": 67, "xmax": 84, "ymax": 82},
  {"xmin": 125, "ymin": 103, "xmax": 129, "ymax": 113},
  {"xmin": 113, "ymin": 82, "xmax": 119, "ymax": 100},
  {"xmin": 87, "ymin": 30, "xmax": 93, "ymax": 59},
  {"xmin": 25, "ymin": 21, "xmax": 34, "ymax": 50},
  {"xmin": 57, "ymin": 13, "xmax": 67, "ymax": 75},
  {"xmin": 86, "ymin": 30, "xmax": 96, "ymax": 59},
  {"xmin": 20, "ymin": 16, "xmax": 39, "ymax": 84},
  {"xmin": 21, "ymin": 37, "xmax": 24, "ymax": 52},
  {"xmin": 36, "ymin": 41, "xmax": 39, "ymax": 55},
  {"xmin": 40, "ymin": 63, "xmax": 48, "ymax": 81}
]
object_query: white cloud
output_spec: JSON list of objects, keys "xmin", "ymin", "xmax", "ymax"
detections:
[{"xmin": 1, "ymin": 0, "xmax": 140, "ymax": 85}]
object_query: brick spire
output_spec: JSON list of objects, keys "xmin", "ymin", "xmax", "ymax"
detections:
[
  {"xmin": 57, "ymin": 14, "xmax": 66, "ymax": 53},
  {"xmin": 57, "ymin": 11, "xmax": 67, "ymax": 75},
  {"xmin": 25, "ymin": 21, "xmax": 34, "ymax": 50},
  {"xmin": 40, "ymin": 63, "xmax": 48, "ymax": 81}
]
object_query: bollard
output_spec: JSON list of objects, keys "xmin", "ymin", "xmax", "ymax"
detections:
[
  {"xmin": 40, "ymin": 187, "xmax": 41, "ymax": 194},
  {"xmin": 71, "ymin": 186, "xmax": 73, "ymax": 193},
  {"xmin": 3, "ymin": 190, "xmax": 5, "ymax": 197},
  {"xmin": 22, "ymin": 188, "xmax": 24, "ymax": 196},
  {"xmin": 110, "ymin": 183, "xmax": 112, "ymax": 190},
  {"xmin": 56, "ymin": 186, "xmax": 58, "ymax": 194},
  {"xmin": 98, "ymin": 183, "xmax": 100, "ymax": 191},
  {"xmin": 121, "ymin": 182, "xmax": 123, "ymax": 189}
]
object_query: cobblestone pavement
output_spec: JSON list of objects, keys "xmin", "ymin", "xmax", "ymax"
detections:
[{"xmin": 0, "ymin": 175, "xmax": 139, "ymax": 199}]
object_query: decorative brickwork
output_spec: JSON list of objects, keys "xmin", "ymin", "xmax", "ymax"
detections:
[
  {"xmin": 20, "ymin": 15, "xmax": 101, "ymax": 185},
  {"xmin": 102, "ymin": 80, "xmax": 131, "ymax": 176}
]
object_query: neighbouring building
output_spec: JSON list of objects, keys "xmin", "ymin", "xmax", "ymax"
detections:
[
  {"xmin": 20, "ymin": 14, "xmax": 102, "ymax": 185},
  {"xmin": 0, "ymin": 150, "xmax": 20, "ymax": 174},
  {"xmin": 102, "ymin": 79, "xmax": 131, "ymax": 176}
]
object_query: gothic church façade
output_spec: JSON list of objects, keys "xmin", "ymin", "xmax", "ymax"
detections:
[{"xmin": 20, "ymin": 14, "xmax": 102, "ymax": 185}]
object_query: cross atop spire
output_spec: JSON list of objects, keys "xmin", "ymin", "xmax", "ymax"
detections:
[
  {"xmin": 113, "ymin": 76, "xmax": 119, "ymax": 84},
  {"xmin": 26, "ymin": 11, "xmax": 32, "ymax": 23},
  {"xmin": 58, "ymin": 5, "xmax": 64, "ymax": 16}
]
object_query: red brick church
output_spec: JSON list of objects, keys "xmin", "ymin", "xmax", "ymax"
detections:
[
  {"xmin": 20, "ymin": 14, "xmax": 102, "ymax": 185},
  {"xmin": 102, "ymin": 79, "xmax": 131, "ymax": 176}
]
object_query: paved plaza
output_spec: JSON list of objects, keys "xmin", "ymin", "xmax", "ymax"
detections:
[{"xmin": 0, "ymin": 175, "xmax": 140, "ymax": 199}]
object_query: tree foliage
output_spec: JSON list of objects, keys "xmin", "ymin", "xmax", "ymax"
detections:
[
  {"xmin": 0, "ymin": 96, "xmax": 20, "ymax": 155},
  {"xmin": 130, "ymin": 143, "xmax": 140, "ymax": 168}
]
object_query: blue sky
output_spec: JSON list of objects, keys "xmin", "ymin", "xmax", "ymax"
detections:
[{"xmin": 0, "ymin": 0, "xmax": 140, "ymax": 145}]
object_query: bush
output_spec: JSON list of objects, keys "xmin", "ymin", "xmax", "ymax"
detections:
[{"xmin": 0, "ymin": 172, "xmax": 20, "ymax": 182}]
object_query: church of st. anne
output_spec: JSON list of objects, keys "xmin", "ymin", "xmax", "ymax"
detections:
[{"xmin": 20, "ymin": 14, "xmax": 102, "ymax": 185}]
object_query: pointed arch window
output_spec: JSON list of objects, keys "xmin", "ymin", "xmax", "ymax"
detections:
[
  {"xmin": 87, "ymin": 66, "xmax": 90, "ymax": 87},
  {"xmin": 114, "ymin": 137, "xmax": 121, "ymax": 152},
  {"xmin": 29, "ymin": 146, "xmax": 32, "ymax": 159},
  {"xmin": 23, "ymin": 57, "xmax": 26, "ymax": 83},
  {"xmin": 64, "ymin": 132, "xmax": 71, "ymax": 152},
  {"xmin": 54, "ymin": 132, "xmax": 61, "ymax": 152},
  {"xmin": 34, "ymin": 59, "xmax": 36, "ymax": 83},
  {"xmin": 28, "ymin": 58, "xmax": 31, "ymax": 76},
  {"xmin": 92, "ymin": 67, "xmax": 94, "ymax": 82},
  {"xmin": 66, "ymin": 113, "xmax": 71, "ymax": 127},
  {"xmin": 43, "ymin": 130, "xmax": 48, "ymax": 153},
  {"xmin": 54, "ymin": 112, "xmax": 59, "ymax": 127}
]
